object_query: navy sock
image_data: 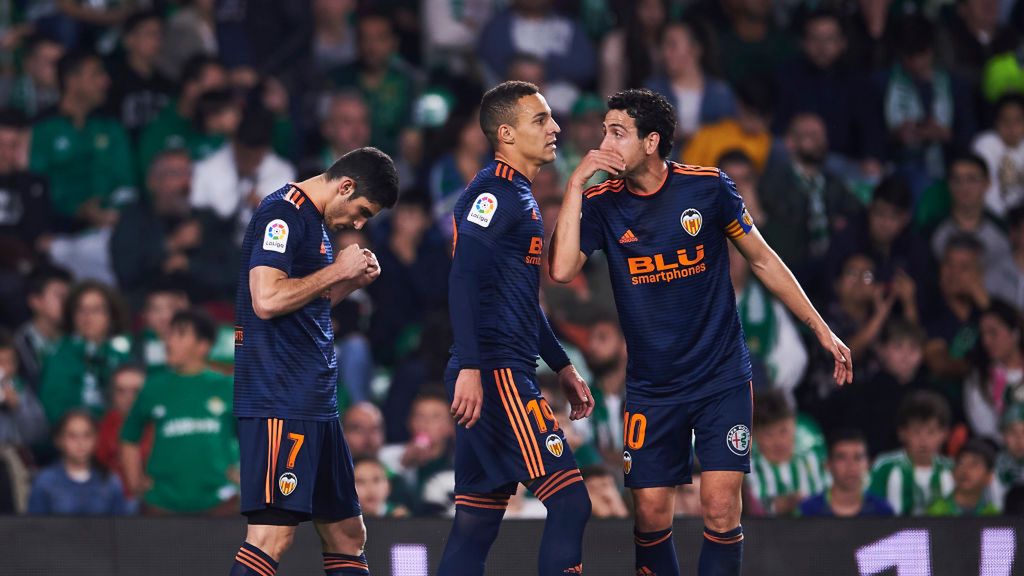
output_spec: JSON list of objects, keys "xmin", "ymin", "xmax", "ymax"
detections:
[
  {"xmin": 531, "ymin": 469, "xmax": 590, "ymax": 575},
  {"xmin": 698, "ymin": 526, "xmax": 743, "ymax": 576},
  {"xmin": 437, "ymin": 493, "xmax": 509, "ymax": 576},
  {"xmin": 231, "ymin": 542, "xmax": 278, "ymax": 576},
  {"xmin": 323, "ymin": 552, "xmax": 370, "ymax": 575},
  {"xmin": 634, "ymin": 527, "xmax": 679, "ymax": 576}
]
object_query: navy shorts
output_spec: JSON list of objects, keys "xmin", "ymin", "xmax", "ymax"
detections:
[
  {"xmin": 623, "ymin": 382, "xmax": 752, "ymax": 489},
  {"xmin": 444, "ymin": 365, "xmax": 579, "ymax": 494},
  {"xmin": 238, "ymin": 417, "xmax": 360, "ymax": 521}
]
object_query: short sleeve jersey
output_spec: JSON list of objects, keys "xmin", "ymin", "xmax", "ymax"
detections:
[
  {"xmin": 579, "ymin": 162, "xmax": 754, "ymax": 404},
  {"xmin": 234, "ymin": 185, "xmax": 338, "ymax": 420},
  {"xmin": 450, "ymin": 160, "xmax": 545, "ymax": 370}
]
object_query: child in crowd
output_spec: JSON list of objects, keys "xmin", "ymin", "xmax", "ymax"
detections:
[{"xmin": 928, "ymin": 439, "xmax": 999, "ymax": 516}]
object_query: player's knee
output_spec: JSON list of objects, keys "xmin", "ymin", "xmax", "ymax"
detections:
[
  {"xmin": 320, "ymin": 516, "xmax": 367, "ymax": 554},
  {"xmin": 632, "ymin": 489, "xmax": 674, "ymax": 531},
  {"xmin": 245, "ymin": 526, "xmax": 295, "ymax": 560},
  {"xmin": 701, "ymin": 493, "xmax": 741, "ymax": 532}
]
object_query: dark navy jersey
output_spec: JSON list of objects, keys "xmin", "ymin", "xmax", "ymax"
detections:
[
  {"xmin": 449, "ymin": 160, "xmax": 546, "ymax": 370},
  {"xmin": 234, "ymin": 184, "xmax": 338, "ymax": 421},
  {"xmin": 580, "ymin": 162, "xmax": 754, "ymax": 405}
]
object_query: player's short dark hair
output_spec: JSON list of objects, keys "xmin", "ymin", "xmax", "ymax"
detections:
[
  {"xmin": 170, "ymin": 308, "xmax": 217, "ymax": 344},
  {"xmin": 717, "ymin": 149, "xmax": 754, "ymax": 170},
  {"xmin": 880, "ymin": 318, "xmax": 926, "ymax": 346},
  {"xmin": 181, "ymin": 54, "xmax": 223, "ymax": 88},
  {"xmin": 948, "ymin": 153, "xmax": 989, "ymax": 180},
  {"xmin": 122, "ymin": 8, "xmax": 162, "ymax": 36},
  {"xmin": 235, "ymin": 105, "xmax": 274, "ymax": 149},
  {"xmin": 897, "ymin": 390, "xmax": 951, "ymax": 430},
  {"xmin": 894, "ymin": 14, "xmax": 935, "ymax": 58},
  {"xmin": 62, "ymin": 281, "xmax": 129, "ymax": 337},
  {"xmin": 957, "ymin": 438, "xmax": 997, "ymax": 470},
  {"xmin": 607, "ymin": 88, "xmax": 676, "ymax": 159},
  {"xmin": 753, "ymin": 389, "xmax": 794, "ymax": 429},
  {"xmin": 479, "ymin": 80, "xmax": 540, "ymax": 148},
  {"xmin": 580, "ymin": 465, "xmax": 614, "ymax": 480},
  {"xmin": 872, "ymin": 174, "xmax": 913, "ymax": 211},
  {"xmin": 943, "ymin": 232, "xmax": 985, "ymax": 259},
  {"xmin": 26, "ymin": 265, "xmax": 72, "ymax": 298},
  {"xmin": 57, "ymin": 49, "xmax": 101, "ymax": 92},
  {"xmin": 827, "ymin": 428, "xmax": 867, "ymax": 457},
  {"xmin": 325, "ymin": 147, "xmax": 399, "ymax": 209}
]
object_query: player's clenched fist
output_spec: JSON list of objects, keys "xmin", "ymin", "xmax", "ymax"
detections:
[
  {"xmin": 571, "ymin": 149, "xmax": 626, "ymax": 186},
  {"xmin": 355, "ymin": 248, "xmax": 382, "ymax": 288},
  {"xmin": 332, "ymin": 243, "xmax": 370, "ymax": 282}
]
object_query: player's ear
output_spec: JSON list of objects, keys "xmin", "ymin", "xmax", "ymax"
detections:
[
  {"xmin": 498, "ymin": 123, "xmax": 515, "ymax": 146},
  {"xmin": 337, "ymin": 176, "xmax": 356, "ymax": 198},
  {"xmin": 645, "ymin": 132, "xmax": 660, "ymax": 156}
]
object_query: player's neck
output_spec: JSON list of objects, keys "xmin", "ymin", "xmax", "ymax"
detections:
[
  {"xmin": 626, "ymin": 159, "xmax": 668, "ymax": 196},
  {"xmin": 494, "ymin": 151, "xmax": 540, "ymax": 182},
  {"xmin": 295, "ymin": 174, "xmax": 329, "ymax": 214}
]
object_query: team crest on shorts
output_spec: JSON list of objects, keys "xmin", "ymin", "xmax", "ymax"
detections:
[
  {"xmin": 726, "ymin": 425, "xmax": 750, "ymax": 456},
  {"xmin": 623, "ymin": 451, "xmax": 633, "ymax": 475},
  {"xmin": 680, "ymin": 209, "xmax": 702, "ymax": 236},
  {"xmin": 546, "ymin": 434, "xmax": 564, "ymax": 457},
  {"xmin": 278, "ymin": 472, "xmax": 298, "ymax": 496}
]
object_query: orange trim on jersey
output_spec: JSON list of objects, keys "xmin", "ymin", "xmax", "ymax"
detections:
[
  {"xmin": 265, "ymin": 421, "xmax": 273, "ymax": 503},
  {"xmin": 494, "ymin": 369, "xmax": 539, "ymax": 478},
  {"xmin": 451, "ymin": 215, "xmax": 458, "ymax": 258},
  {"xmin": 535, "ymin": 470, "xmax": 583, "ymax": 501},
  {"xmin": 503, "ymin": 368, "xmax": 546, "ymax": 477},
  {"xmin": 295, "ymin": 196, "xmax": 306, "ymax": 209},
  {"xmin": 636, "ymin": 532, "xmax": 674, "ymax": 547},
  {"xmin": 584, "ymin": 180, "xmax": 625, "ymax": 199},
  {"xmin": 237, "ymin": 549, "xmax": 276, "ymax": 575},
  {"xmin": 704, "ymin": 532, "xmax": 744, "ymax": 545},
  {"xmin": 268, "ymin": 419, "xmax": 282, "ymax": 502}
]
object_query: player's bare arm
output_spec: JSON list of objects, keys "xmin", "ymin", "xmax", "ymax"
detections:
[
  {"xmin": 731, "ymin": 227, "xmax": 853, "ymax": 385},
  {"xmin": 549, "ymin": 149, "xmax": 625, "ymax": 283},
  {"xmin": 451, "ymin": 368, "xmax": 483, "ymax": 428},
  {"xmin": 250, "ymin": 243, "xmax": 372, "ymax": 320}
]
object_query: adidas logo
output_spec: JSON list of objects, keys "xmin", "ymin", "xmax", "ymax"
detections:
[
  {"xmin": 619, "ymin": 229, "xmax": 639, "ymax": 244},
  {"xmin": 636, "ymin": 567, "xmax": 656, "ymax": 575}
]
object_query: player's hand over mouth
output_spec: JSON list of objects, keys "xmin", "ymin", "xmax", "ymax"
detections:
[{"xmin": 571, "ymin": 149, "xmax": 627, "ymax": 185}]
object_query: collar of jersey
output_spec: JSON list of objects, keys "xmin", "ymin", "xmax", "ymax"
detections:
[
  {"xmin": 493, "ymin": 159, "xmax": 523, "ymax": 184},
  {"xmin": 624, "ymin": 161, "xmax": 672, "ymax": 199},
  {"xmin": 288, "ymin": 183, "xmax": 323, "ymax": 216}
]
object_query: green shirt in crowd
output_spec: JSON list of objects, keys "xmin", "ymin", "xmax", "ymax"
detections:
[
  {"xmin": 121, "ymin": 368, "xmax": 239, "ymax": 513},
  {"xmin": 926, "ymin": 494, "xmax": 999, "ymax": 516},
  {"xmin": 868, "ymin": 450, "xmax": 954, "ymax": 516},
  {"xmin": 330, "ymin": 60, "xmax": 415, "ymax": 157},
  {"xmin": 137, "ymin": 101, "xmax": 223, "ymax": 176},
  {"xmin": 29, "ymin": 113, "xmax": 136, "ymax": 218},
  {"xmin": 39, "ymin": 335, "xmax": 134, "ymax": 422}
]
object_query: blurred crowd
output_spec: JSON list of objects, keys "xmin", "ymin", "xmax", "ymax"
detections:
[{"xmin": 2, "ymin": 0, "xmax": 1024, "ymax": 521}]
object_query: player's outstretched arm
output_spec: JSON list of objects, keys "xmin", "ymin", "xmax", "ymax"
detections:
[
  {"xmin": 250, "ymin": 244, "xmax": 371, "ymax": 320},
  {"xmin": 732, "ymin": 228, "xmax": 853, "ymax": 385},
  {"xmin": 549, "ymin": 150, "xmax": 624, "ymax": 283}
]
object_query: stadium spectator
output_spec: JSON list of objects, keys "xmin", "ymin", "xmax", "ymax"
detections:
[
  {"xmin": 681, "ymin": 79, "xmax": 777, "ymax": 172},
  {"xmin": 825, "ymin": 320, "xmax": 931, "ymax": 457},
  {"xmin": 328, "ymin": 11, "xmax": 417, "ymax": 157},
  {"xmin": 94, "ymin": 364, "xmax": 147, "ymax": 481},
  {"xmin": 0, "ymin": 34, "xmax": 63, "ymax": 120},
  {"xmin": 120, "ymin": 309, "xmax": 238, "ymax": 515},
  {"xmin": 759, "ymin": 113, "xmax": 863, "ymax": 281},
  {"xmin": 505, "ymin": 52, "xmax": 547, "ymax": 89},
  {"xmin": 990, "ymin": 207, "xmax": 1024, "ymax": 310},
  {"xmin": 476, "ymin": 0, "xmax": 596, "ymax": 108},
  {"xmin": 773, "ymin": 10, "xmax": 884, "ymax": 163},
  {"xmin": 927, "ymin": 438, "xmax": 999, "ymax": 515},
  {"xmin": 103, "ymin": 10, "xmax": 173, "ymax": 139},
  {"xmin": 964, "ymin": 300, "xmax": 1024, "ymax": 439},
  {"xmin": 156, "ymin": 0, "xmax": 218, "ymax": 82},
  {"xmin": 12, "ymin": 267, "xmax": 70, "ymax": 391},
  {"xmin": 39, "ymin": 281, "xmax": 132, "ymax": 423},
  {"xmin": 936, "ymin": 0, "xmax": 1019, "ymax": 85},
  {"xmin": 31, "ymin": 50, "xmax": 135, "ymax": 233},
  {"xmin": 27, "ymin": 410, "xmax": 130, "ymax": 516},
  {"xmin": 552, "ymin": 94, "xmax": 607, "ymax": 191},
  {"xmin": 310, "ymin": 0, "xmax": 358, "ymax": 73},
  {"xmin": 422, "ymin": 0, "xmax": 497, "ymax": 75},
  {"xmin": 0, "ymin": 109, "xmax": 51, "ymax": 270},
  {"xmin": 581, "ymin": 465, "xmax": 628, "ymax": 519},
  {"xmin": 354, "ymin": 457, "xmax": 409, "ymax": 518},
  {"xmin": 426, "ymin": 109, "xmax": 490, "ymax": 235},
  {"xmin": 0, "ymin": 328, "xmax": 48, "ymax": 450},
  {"xmin": 996, "ymin": 404, "xmax": 1024, "ymax": 498},
  {"xmin": 798, "ymin": 429, "xmax": 895, "ymax": 517},
  {"xmin": 599, "ymin": 0, "xmax": 666, "ymax": 99},
  {"xmin": 137, "ymin": 55, "xmax": 228, "ymax": 174},
  {"xmin": 644, "ymin": 20, "xmax": 736, "ymax": 142},
  {"xmin": 930, "ymin": 154, "xmax": 1012, "ymax": 276},
  {"xmin": 378, "ymin": 388, "xmax": 454, "ymax": 514},
  {"xmin": 342, "ymin": 402, "xmax": 385, "ymax": 460},
  {"xmin": 367, "ymin": 191, "xmax": 449, "ymax": 368},
  {"xmin": 304, "ymin": 90, "xmax": 372, "ymax": 176},
  {"xmin": 728, "ymin": 243, "xmax": 808, "ymax": 401},
  {"xmin": 134, "ymin": 284, "xmax": 189, "ymax": 369},
  {"xmin": 971, "ymin": 93, "xmax": 1024, "ymax": 217},
  {"xmin": 748, "ymin": 390, "xmax": 827, "ymax": 516},
  {"xmin": 925, "ymin": 234, "xmax": 988, "ymax": 382},
  {"xmin": 189, "ymin": 104, "xmax": 295, "ymax": 238},
  {"xmin": 381, "ymin": 313, "xmax": 453, "ymax": 443},
  {"xmin": 883, "ymin": 14, "xmax": 975, "ymax": 189},
  {"xmin": 718, "ymin": 149, "xmax": 765, "ymax": 225},
  {"xmin": 869, "ymin": 390, "xmax": 954, "ymax": 516},
  {"xmin": 714, "ymin": 0, "xmax": 796, "ymax": 88},
  {"xmin": 582, "ymin": 316, "xmax": 626, "ymax": 463}
]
